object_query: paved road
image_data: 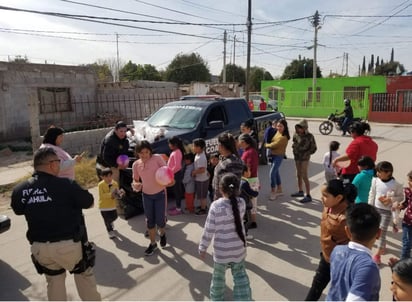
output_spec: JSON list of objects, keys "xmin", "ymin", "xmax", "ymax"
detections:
[{"xmin": 0, "ymin": 119, "xmax": 411, "ymax": 301}]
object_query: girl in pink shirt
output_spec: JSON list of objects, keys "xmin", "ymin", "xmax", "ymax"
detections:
[
  {"xmin": 132, "ymin": 140, "xmax": 170, "ymax": 256},
  {"xmin": 167, "ymin": 136, "xmax": 185, "ymax": 215}
]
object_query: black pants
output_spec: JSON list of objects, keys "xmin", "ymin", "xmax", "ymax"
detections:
[
  {"xmin": 100, "ymin": 210, "xmax": 118, "ymax": 232},
  {"xmin": 305, "ymin": 252, "xmax": 330, "ymax": 301},
  {"xmin": 173, "ymin": 170, "xmax": 184, "ymax": 208}
]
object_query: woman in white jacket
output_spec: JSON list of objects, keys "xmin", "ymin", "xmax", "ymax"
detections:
[{"xmin": 40, "ymin": 126, "xmax": 83, "ymax": 180}]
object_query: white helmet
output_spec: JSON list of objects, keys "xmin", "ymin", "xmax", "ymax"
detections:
[{"xmin": 344, "ymin": 98, "xmax": 351, "ymax": 105}]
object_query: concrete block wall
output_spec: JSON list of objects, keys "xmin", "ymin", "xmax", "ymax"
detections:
[
  {"xmin": 53, "ymin": 127, "xmax": 111, "ymax": 156},
  {"xmin": 0, "ymin": 62, "xmax": 97, "ymax": 142}
]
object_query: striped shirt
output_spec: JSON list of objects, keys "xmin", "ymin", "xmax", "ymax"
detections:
[{"xmin": 199, "ymin": 197, "xmax": 246, "ymax": 264}]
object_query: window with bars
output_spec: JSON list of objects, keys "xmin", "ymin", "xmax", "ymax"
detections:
[
  {"xmin": 343, "ymin": 87, "xmax": 368, "ymax": 101},
  {"xmin": 38, "ymin": 87, "xmax": 72, "ymax": 113},
  {"xmin": 307, "ymin": 87, "xmax": 321, "ymax": 102}
]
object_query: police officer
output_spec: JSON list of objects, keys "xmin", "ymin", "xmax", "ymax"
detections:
[{"xmin": 11, "ymin": 147, "xmax": 101, "ymax": 301}]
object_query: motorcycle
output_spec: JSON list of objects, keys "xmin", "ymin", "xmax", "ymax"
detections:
[{"xmin": 319, "ymin": 111, "xmax": 364, "ymax": 135}]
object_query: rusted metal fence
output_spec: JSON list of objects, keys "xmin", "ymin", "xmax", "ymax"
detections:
[{"xmin": 368, "ymin": 91, "xmax": 412, "ymax": 123}]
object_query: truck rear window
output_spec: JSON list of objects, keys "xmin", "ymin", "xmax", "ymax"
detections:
[{"xmin": 147, "ymin": 105, "xmax": 202, "ymax": 129}]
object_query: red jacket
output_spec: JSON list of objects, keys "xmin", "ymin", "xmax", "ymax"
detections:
[{"xmin": 342, "ymin": 135, "xmax": 378, "ymax": 175}]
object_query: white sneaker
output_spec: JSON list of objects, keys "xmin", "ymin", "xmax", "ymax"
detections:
[
  {"xmin": 246, "ymin": 234, "xmax": 254, "ymax": 240},
  {"xmin": 108, "ymin": 231, "xmax": 116, "ymax": 239},
  {"xmin": 269, "ymin": 193, "xmax": 277, "ymax": 200}
]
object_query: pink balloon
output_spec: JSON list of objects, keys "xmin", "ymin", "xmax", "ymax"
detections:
[
  {"xmin": 155, "ymin": 166, "xmax": 174, "ymax": 186},
  {"xmin": 116, "ymin": 154, "xmax": 130, "ymax": 166}
]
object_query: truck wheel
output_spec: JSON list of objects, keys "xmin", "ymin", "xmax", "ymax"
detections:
[{"xmin": 319, "ymin": 121, "xmax": 333, "ymax": 135}]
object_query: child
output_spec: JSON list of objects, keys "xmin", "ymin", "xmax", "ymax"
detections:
[
  {"xmin": 132, "ymin": 140, "xmax": 170, "ymax": 256},
  {"xmin": 207, "ymin": 153, "xmax": 219, "ymax": 203},
  {"xmin": 368, "ymin": 161, "xmax": 404, "ymax": 264},
  {"xmin": 400, "ymin": 170, "xmax": 412, "ymax": 259},
  {"xmin": 182, "ymin": 153, "xmax": 195, "ymax": 213},
  {"xmin": 239, "ymin": 133, "xmax": 259, "ymax": 229},
  {"xmin": 240, "ymin": 165, "xmax": 258, "ymax": 240},
  {"xmin": 391, "ymin": 258, "xmax": 412, "ymax": 301},
  {"xmin": 167, "ymin": 136, "xmax": 185, "ymax": 216},
  {"xmin": 304, "ymin": 179, "xmax": 357, "ymax": 301},
  {"xmin": 291, "ymin": 119, "xmax": 317, "ymax": 203},
  {"xmin": 199, "ymin": 172, "xmax": 252, "ymax": 301},
  {"xmin": 327, "ymin": 203, "xmax": 381, "ymax": 301},
  {"xmin": 192, "ymin": 138, "xmax": 209, "ymax": 215},
  {"xmin": 322, "ymin": 140, "xmax": 340, "ymax": 182},
  {"xmin": 98, "ymin": 168, "xmax": 123, "ymax": 239},
  {"xmin": 352, "ymin": 155, "xmax": 375, "ymax": 204}
]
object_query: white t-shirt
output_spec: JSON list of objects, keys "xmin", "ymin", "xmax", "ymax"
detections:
[
  {"xmin": 194, "ymin": 151, "xmax": 209, "ymax": 182},
  {"xmin": 322, "ymin": 150, "xmax": 340, "ymax": 175}
]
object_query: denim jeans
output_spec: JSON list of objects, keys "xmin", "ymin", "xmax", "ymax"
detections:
[
  {"xmin": 269, "ymin": 155, "xmax": 284, "ymax": 188},
  {"xmin": 401, "ymin": 223, "xmax": 412, "ymax": 259},
  {"xmin": 341, "ymin": 117, "xmax": 353, "ymax": 134}
]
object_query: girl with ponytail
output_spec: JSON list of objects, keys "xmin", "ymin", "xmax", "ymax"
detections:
[{"xmin": 199, "ymin": 172, "xmax": 251, "ymax": 301}]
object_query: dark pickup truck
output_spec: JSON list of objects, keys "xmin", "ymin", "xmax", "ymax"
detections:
[
  {"xmin": 129, "ymin": 96, "xmax": 285, "ymax": 162},
  {"xmin": 116, "ymin": 96, "xmax": 284, "ymax": 219}
]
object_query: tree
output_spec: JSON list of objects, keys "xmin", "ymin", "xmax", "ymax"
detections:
[
  {"xmin": 11, "ymin": 55, "xmax": 29, "ymax": 63},
  {"xmin": 375, "ymin": 61, "xmax": 405, "ymax": 76},
  {"xmin": 119, "ymin": 60, "xmax": 137, "ymax": 80},
  {"xmin": 375, "ymin": 56, "xmax": 380, "ymax": 69},
  {"xmin": 221, "ymin": 64, "xmax": 245, "ymax": 85},
  {"xmin": 164, "ymin": 52, "xmax": 211, "ymax": 84},
  {"xmin": 390, "ymin": 48, "xmax": 394, "ymax": 62},
  {"xmin": 120, "ymin": 62, "xmax": 162, "ymax": 81},
  {"xmin": 361, "ymin": 56, "xmax": 366, "ymax": 75},
  {"xmin": 83, "ymin": 62, "xmax": 112, "ymax": 81},
  {"xmin": 90, "ymin": 58, "xmax": 125, "ymax": 82},
  {"xmin": 249, "ymin": 66, "xmax": 273, "ymax": 92},
  {"xmin": 368, "ymin": 54, "xmax": 374, "ymax": 74},
  {"xmin": 281, "ymin": 57, "xmax": 321, "ymax": 80}
]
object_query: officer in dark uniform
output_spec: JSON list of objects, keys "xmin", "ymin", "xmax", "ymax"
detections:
[
  {"xmin": 97, "ymin": 121, "xmax": 130, "ymax": 183},
  {"xmin": 11, "ymin": 147, "xmax": 101, "ymax": 301}
]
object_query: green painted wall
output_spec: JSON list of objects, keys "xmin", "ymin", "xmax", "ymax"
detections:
[{"xmin": 261, "ymin": 76, "xmax": 387, "ymax": 118}]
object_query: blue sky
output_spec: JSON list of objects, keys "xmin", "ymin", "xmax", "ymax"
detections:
[{"xmin": 0, "ymin": 0, "xmax": 411, "ymax": 78}]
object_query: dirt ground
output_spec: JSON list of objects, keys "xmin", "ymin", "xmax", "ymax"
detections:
[{"xmin": 0, "ymin": 150, "xmax": 33, "ymax": 211}]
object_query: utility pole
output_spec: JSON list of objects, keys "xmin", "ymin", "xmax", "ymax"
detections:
[
  {"xmin": 233, "ymin": 35, "xmax": 236, "ymax": 82},
  {"xmin": 245, "ymin": 0, "xmax": 252, "ymax": 101},
  {"xmin": 223, "ymin": 30, "xmax": 227, "ymax": 83},
  {"xmin": 310, "ymin": 11, "xmax": 321, "ymax": 101},
  {"xmin": 345, "ymin": 52, "xmax": 349, "ymax": 76},
  {"xmin": 116, "ymin": 32, "xmax": 120, "ymax": 82}
]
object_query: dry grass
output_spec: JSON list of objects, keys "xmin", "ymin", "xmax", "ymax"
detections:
[
  {"xmin": 74, "ymin": 156, "xmax": 100, "ymax": 189},
  {"xmin": 0, "ymin": 157, "xmax": 98, "ymax": 194}
]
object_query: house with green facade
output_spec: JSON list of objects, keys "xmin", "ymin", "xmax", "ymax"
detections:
[{"xmin": 261, "ymin": 76, "xmax": 387, "ymax": 118}]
